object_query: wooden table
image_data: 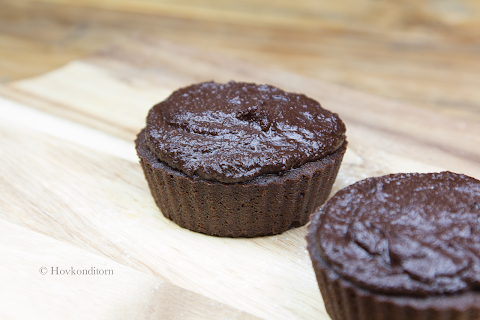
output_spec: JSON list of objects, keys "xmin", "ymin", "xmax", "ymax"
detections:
[
  {"xmin": 1, "ymin": 1, "xmax": 479, "ymax": 319},
  {"xmin": 2, "ymin": 0, "xmax": 480, "ymax": 121}
]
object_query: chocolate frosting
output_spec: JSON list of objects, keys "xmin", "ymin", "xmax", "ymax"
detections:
[
  {"xmin": 145, "ymin": 81, "xmax": 346, "ymax": 183},
  {"xmin": 316, "ymin": 172, "xmax": 480, "ymax": 296}
]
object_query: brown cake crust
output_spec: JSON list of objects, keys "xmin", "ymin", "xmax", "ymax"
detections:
[
  {"xmin": 136, "ymin": 129, "xmax": 347, "ymax": 237},
  {"xmin": 306, "ymin": 172, "xmax": 480, "ymax": 320}
]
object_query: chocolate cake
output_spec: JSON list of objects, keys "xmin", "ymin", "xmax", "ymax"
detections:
[
  {"xmin": 307, "ymin": 171, "xmax": 480, "ymax": 320},
  {"xmin": 136, "ymin": 81, "xmax": 347, "ymax": 237}
]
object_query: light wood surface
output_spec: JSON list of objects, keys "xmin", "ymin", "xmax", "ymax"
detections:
[
  {"xmin": 1, "ymin": 0, "xmax": 480, "ymax": 123},
  {"xmin": 1, "ymin": 35, "xmax": 479, "ymax": 319},
  {"xmin": 1, "ymin": 219, "xmax": 255, "ymax": 320}
]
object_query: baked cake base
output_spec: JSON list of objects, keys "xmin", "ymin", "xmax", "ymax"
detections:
[{"xmin": 136, "ymin": 129, "xmax": 347, "ymax": 237}]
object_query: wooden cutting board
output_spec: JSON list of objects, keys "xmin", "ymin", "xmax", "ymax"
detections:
[{"xmin": 0, "ymin": 35, "xmax": 479, "ymax": 320}]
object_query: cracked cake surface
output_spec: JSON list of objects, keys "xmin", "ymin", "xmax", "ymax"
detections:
[
  {"xmin": 145, "ymin": 81, "xmax": 346, "ymax": 183},
  {"xmin": 307, "ymin": 171, "xmax": 480, "ymax": 320}
]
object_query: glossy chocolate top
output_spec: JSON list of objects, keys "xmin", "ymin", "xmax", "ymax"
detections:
[
  {"xmin": 145, "ymin": 81, "xmax": 346, "ymax": 183},
  {"xmin": 315, "ymin": 172, "xmax": 480, "ymax": 296}
]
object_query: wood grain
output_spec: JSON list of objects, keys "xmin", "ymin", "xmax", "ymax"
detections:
[
  {"xmin": 0, "ymin": 219, "xmax": 257, "ymax": 320},
  {"xmin": 0, "ymin": 36, "xmax": 479, "ymax": 319},
  {"xmin": 1, "ymin": 0, "xmax": 480, "ymax": 123}
]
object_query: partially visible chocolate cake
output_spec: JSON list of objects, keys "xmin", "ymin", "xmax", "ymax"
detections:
[
  {"xmin": 307, "ymin": 171, "xmax": 480, "ymax": 320},
  {"xmin": 136, "ymin": 81, "xmax": 347, "ymax": 237}
]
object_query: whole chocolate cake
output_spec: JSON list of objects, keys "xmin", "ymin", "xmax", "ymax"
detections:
[
  {"xmin": 136, "ymin": 81, "xmax": 347, "ymax": 237},
  {"xmin": 307, "ymin": 171, "xmax": 480, "ymax": 320}
]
